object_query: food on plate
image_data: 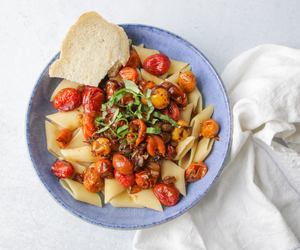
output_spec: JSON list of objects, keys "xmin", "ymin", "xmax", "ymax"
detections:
[
  {"xmin": 45, "ymin": 12, "xmax": 220, "ymax": 211},
  {"xmin": 49, "ymin": 12, "xmax": 129, "ymax": 87},
  {"xmin": 200, "ymin": 118, "xmax": 220, "ymax": 140},
  {"xmin": 143, "ymin": 54, "xmax": 171, "ymax": 75}
]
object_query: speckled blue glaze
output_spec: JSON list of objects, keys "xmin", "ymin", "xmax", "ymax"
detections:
[{"xmin": 26, "ymin": 24, "xmax": 231, "ymax": 229}]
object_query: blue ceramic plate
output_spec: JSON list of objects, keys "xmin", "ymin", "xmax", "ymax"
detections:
[{"xmin": 26, "ymin": 24, "xmax": 231, "ymax": 229}]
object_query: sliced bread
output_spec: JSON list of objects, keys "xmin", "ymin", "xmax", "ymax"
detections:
[{"xmin": 49, "ymin": 12, "xmax": 129, "ymax": 86}]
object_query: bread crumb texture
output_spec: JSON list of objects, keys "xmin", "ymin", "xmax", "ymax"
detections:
[{"xmin": 49, "ymin": 12, "xmax": 129, "ymax": 86}]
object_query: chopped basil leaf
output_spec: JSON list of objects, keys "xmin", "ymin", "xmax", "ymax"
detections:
[
  {"xmin": 123, "ymin": 79, "xmax": 143, "ymax": 95},
  {"xmin": 146, "ymin": 127, "xmax": 161, "ymax": 134},
  {"xmin": 153, "ymin": 111, "xmax": 179, "ymax": 127}
]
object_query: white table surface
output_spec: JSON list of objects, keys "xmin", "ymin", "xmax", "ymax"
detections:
[{"xmin": 1, "ymin": 1, "xmax": 300, "ymax": 249}]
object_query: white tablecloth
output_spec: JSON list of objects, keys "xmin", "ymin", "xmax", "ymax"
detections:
[{"xmin": 134, "ymin": 44, "xmax": 300, "ymax": 250}]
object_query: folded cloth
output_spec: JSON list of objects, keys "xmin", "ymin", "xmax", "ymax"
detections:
[{"xmin": 133, "ymin": 45, "xmax": 300, "ymax": 250}]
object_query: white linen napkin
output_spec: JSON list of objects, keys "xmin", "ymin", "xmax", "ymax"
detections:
[{"xmin": 133, "ymin": 45, "xmax": 300, "ymax": 250}]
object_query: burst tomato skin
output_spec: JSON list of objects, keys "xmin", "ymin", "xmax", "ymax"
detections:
[
  {"xmin": 82, "ymin": 88, "xmax": 105, "ymax": 114},
  {"xmin": 125, "ymin": 50, "xmax": 141, "ymax": 68},
  {"xmin": 51, "ymin": 159, "xmax": 74, "ymax": 179},
  {"xmin": 112, "ymin": 153, "xmax": 134, "ymax": 175},
  {"xmin": 185, "ymin": 162, "xmax": 208, "ymax": 182},
  {"xmin": 119, "ymin": 67, "xmax": 139, "ymax": 84},
  {"xmin": 114, "ymin": 169, "xmax": 135, "ymax": 188},
  {"xmin": 143, "ymin": 54, "xmax": 171, "ymax": 75},
  {"xmin": 56, "ymin": 128, "xmax": 72, "ymax": 149},
  {"xmin": 83, "ymin": 167, "xmax": 104, "ymax": 193},
  {"xmin": 201, "ymin": 119, "xmax": 220, "ymax": 139},
  {"xmin": 53, "ymin": 88, "xmax": 81, "ymax": 112},
  {"xmin": 146, "ymin": 135, "xmax": 166, "ymax": 157},
  {"xmin": 161, "ymin": 101, "xmax": 179, "ymax": 122},
  {"xmin": 82, "ymin": 113, "xmax": 97, "ymax": 140},
  {"xmin": 77, "ymin": 85, "xmax": 97, "ymax": 100},
  {"xmin": 153, "ymin": 183, "xmax": 180, "ymax": 206}
]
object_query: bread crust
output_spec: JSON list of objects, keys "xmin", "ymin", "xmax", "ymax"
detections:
[{"xmin": 49, "ymin": 12, "xmax": 129, "ymax": 86}]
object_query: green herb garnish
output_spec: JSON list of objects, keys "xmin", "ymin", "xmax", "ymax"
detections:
[
  {"xmin": 94, "ymin": 79, "xmax": 178, "ymax": 140},
  {"xmin": 146, "ymin": 127, "xmax": 161, "ymax": 134}
]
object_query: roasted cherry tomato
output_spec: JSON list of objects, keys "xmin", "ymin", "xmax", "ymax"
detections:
[
  {"xmin": 146, "ymin": 135, "xmax": 166, "ymax": 157},
  {"xmin": 127, "ymin": 119, "xmax": 147, "ymax": 147},
  {"xmin": 125, "ymin": 50, "xmax": 141, "ymax": 68},
  {"xmin": 185, "ymin": 162, "xmax": 208, "ymax": 182},
  {"xmin": 91, "ymin": 138, "xmax": 111, "ymax": 157},
  {"xmin": 200, "ymin": 119, "xmax": 220, "ymax": 140},
  {"xmin": 56, "ymin": 128, "xmax": 72, "ymax": 149},
  {"xmin": 172, "ymin": 119, "xmax": 190, "ymax": 141},
  {"xmin": 51, "ymin": 159, "xmax": 74, "ymax": 179},
  {"xmin": 53, "ymin": 88, "xmax": 81, "ymax": 112},
  {"xmin": 135, "ymin": 171, "xmax": 156, "ymax": 189},
  {"xmin": 114, "ymin": 169, "xmax": 135, "ymax": 188},
  {"xmin": 119, "ymin": 67, "xmax": 139, "ymax": 84},
  {"xmin": 82, "ymin": 113, "xmax": 97, "ymax": 140},
  {"xmin": 153, "ymin": 183, "xmax": 180, "ymax": 206},
  {"xmin": 143, "ymin": 54, "xmax": 171, "ymax": 75},
  {"xmin": 112, "ymin": 153, "xmax": 134, "ymax": 175},
  {"xmin": 94, "ymin": 159, "xmax": 114, "ymax": 179},
  {"xmin": 150, "ymin": 86, "xmax": 170, "ymax": 109},
  {"xmin": 168, "ymin": 85, "xmax": 187, "ymax": 105},
  {"xmin": 77, "ymin": 85, "xmax": 96, "ymax": 100},
  {"xmin": 83, "ymin": 167, "xmax": 104, "ymax": 193},
  {"xmin": 178, "ymin": 71, "xmax": 197, "ymax": 93},
  {"xmin": 161, "ymin": 101, "xmax": 179, "ymax": 122},
  {"xmin": 82, "ymin": 88, "xmax": 105, "ymax": 114},
  {"xmin": 72, "ymin": 172, "xmax": 84, "ymax": 184},
  {"xmin": 106, "ymin": 80, "xmax": 124, "ymax": 100}
]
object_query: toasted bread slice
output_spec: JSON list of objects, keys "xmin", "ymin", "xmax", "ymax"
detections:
[{"xmin": 49, "ymin": 12, "xmax": 129, "ymax": 86}]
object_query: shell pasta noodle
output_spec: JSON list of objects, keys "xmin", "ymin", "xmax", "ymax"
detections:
[
  {"xmin": 174, "ymin": 136, "xmax": 196, "ymax": 160},
  {"xmin": 178, "ymin": 138, "xmax": 199, "ymax": 170},
  {"xmin": 61, "ymin": 146, "xmax": 103, "ymax": 163},
  {"xmin": 104, "ymin": 178, "xmax": 125, "ymax": 204},
  {"xmin": 45, "ymin": 121, "xmax": 63, "ymax": 158},
  {"xmin": 187, "ymin": 87, "xmax": 203, "ymax": 113},
  {"xmin": 110, "ymin": 190, "xmax": 144, "ymax": 208},
  {"xmin": 60, "ymin": 179, "xmax": 102, "ymax": 207},
  {"xmin": 193, "ymin": 137, "xmax": 215, "ymax": 163},
  {"xmin": 65, "ymin": 127, "xmax": 86, "ymax": 149},
  {"xmin": 129, "ymin": 189, "xmax": 163, "ymax": 212},
  {"xmin": 140, "ymin": 68, "xmax": 164, "ymax": 85},
  {"xmin": 46, "ymin": 108, "xmax": 83, "ymax": 131},
  {"xmin": 161, "ymin": 160, "xmax": 186, "ymax": 196},
  {"xmin": 46, "ymin": 14, "xmax": 220, "ymax": 211},
  {"xmin": 179, "ymin": 103, "xmax": 194, "ymax": 125},
  {"xmin": 167, "ymin": 59, "xmax": 189, "ymax": 75}
]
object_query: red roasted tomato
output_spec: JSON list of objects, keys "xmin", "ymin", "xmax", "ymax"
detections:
[
  {"xmin": 53, "ymin": 88, "xmax": 81, "ymax": 112},
  {"xmin": 112, "ymin": 153, "xmax": 134, "ymax": 175},
  {"xmin": 51, "ymin": 159, "xmax": 74, "ymax": 179},
  {"xmin": 82, "ymin": 113, "xmax": 97, "ymax": 140},
  {"xmin": 153, "ymin": 183, "xmax": 180, "ymax": 206},
  {"xmin": 114, "ymin": 169, "xmax": 135, "ymax": 188},
  {"xmin": 161, "ymin": 101, "xmax": 179, "ymax": 122},
  {"xmin": 143, "ymin": 54, "xmax": 171, "ymax": 75},
  {"xmin": 82, "ymin": 88, "xmax": 105, "ymax": 114}
]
